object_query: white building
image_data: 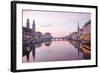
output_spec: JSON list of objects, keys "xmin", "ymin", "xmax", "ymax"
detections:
[{"xmin": 71, "ymin": 32, "xmax": 78, "ymax": 40}]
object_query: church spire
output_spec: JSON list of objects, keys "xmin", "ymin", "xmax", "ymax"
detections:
[
  {"xmin": 26, "ymin": 18, "xmax": 30, "ymax": 28},
  {"xmin": 77, "ymin": 21, "xmax": 80, "ymax": 32},
  {"xmin": 77, "ymin": 20, "xmax": 80, "ymax": 40}
]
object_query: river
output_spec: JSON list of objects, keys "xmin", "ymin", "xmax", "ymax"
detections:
[{"xmin": 22, "ymin": 40, "xmax": 90, "ymax": 63}]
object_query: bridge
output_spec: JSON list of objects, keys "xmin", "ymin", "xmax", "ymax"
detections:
[
  {"xmin": 23, "ymin": 36, "xmax": 68, "ymax": 47},
  {"xmin": 52, "ymin": 37, "xmax": 67, "ymax": 41}
]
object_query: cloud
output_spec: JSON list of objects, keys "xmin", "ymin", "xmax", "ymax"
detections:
[{"xmin": 40, "ymin": 24, "xmax": 53, "ymax": 27}]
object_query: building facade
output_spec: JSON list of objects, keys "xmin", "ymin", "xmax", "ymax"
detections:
[
  {"xmin": 81, "ymin": 20, "xmax": 91, "ymax": 42},
  {"xmin": 23, "ymin": 18, "xmax": 35, "ymax": 44},
  {"xmin": 23, "ymin": 18, "xmax": 53, "ymax": 44}
]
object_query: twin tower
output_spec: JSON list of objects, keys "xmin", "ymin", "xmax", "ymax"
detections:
[{"xmin": 26, "ymin": 18, "xmax": 35, "ymax": 32}]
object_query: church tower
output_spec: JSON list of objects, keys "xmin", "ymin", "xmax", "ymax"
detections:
[
  {"xmin": 32, "ymin": 20, "xmax": 35, "ymax": 40},
  {"xmin": 77, "ymin": 21, "xmax": 80, "ymax": 33},
  {"xmin": 26, "ymin": 18, "xmax": 30, "ymax": 28},
  {"xmin": 32, "ymin": 20, "xmax": 35, "ymax": 32},
  {"xmin": 77, "ymin": 21, "xmax": 80, "ymax": 40}
]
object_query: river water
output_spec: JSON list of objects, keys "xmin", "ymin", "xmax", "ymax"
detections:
[{"xmin": 22, "ymin": 40, "xmax": 90, "ymax": 63}]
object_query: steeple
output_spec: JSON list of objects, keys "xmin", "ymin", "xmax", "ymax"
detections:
[
  {"xmin": 77, "ymin": 21, "xmax": 80, "ymax": 32},
  {"xmin": 26, "ymin": 18, "xmax": 30, "ymax": 28},
  {"xmin": 77, "ymin": 21, "xmax": 80, "ymax": 40}
]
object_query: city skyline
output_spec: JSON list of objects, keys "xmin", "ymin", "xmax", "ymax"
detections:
[{"xmin": 23, "ymin": 10, "xmax": 91, "ymax": 37}]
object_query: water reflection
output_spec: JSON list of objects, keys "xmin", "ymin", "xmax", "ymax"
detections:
[
  {"xmin": 35, "ymin": 43, "xmax": 43, "ymax": 48},
  {"xmin": 44, "ymin": 40, "xmax": 52, "ymax": 46},
  {"xmin": 22, "ymin": 41, "xmax": 52, "ymax": 62},
  {"xmin": 22, "ymin": 40, "xmax": 90, "ymax": 63},
  {"xmin": 69, "ymin": 40, "xmax": 91, "ymax": 59},
  {"xmin": 69, "ymin": 41, "xmax": 81, "ymax": 56}
]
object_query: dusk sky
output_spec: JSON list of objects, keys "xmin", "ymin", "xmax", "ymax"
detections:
[{"xmin": 23, "ymin": 10, "xmax": 91, "ymax": 37}]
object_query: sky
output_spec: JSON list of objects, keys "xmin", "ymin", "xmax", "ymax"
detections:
[{"xmin": 23, "ymin": 10, "xmax": 91, "ymax": 37}]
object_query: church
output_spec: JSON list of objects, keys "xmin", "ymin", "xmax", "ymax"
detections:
[{"xmin": 22, "ymin": 18, "xmax": 35, "ymax": 44}]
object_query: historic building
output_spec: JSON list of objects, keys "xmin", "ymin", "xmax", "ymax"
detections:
[
  {"xmin": 67, "ymin": 20, "xmax": 90, "ymax": 42},
  {"xmin": 69, "ymin": 21, "xmax": 81, "ymax": 41},
  {"xmin": 35, "ymin": 32, "xmax": 43, "ymax": 43},
  {"xmin": 23, "ymin": 18, "xmax": 35, "ymax": 43},
  {"xmin": 22, "ymin": 18, "xmax": 36, "ymax": 59},
  {"xmin": 43, "ymin": 32, "xmax": 52, "ymax": 41},
  {"xmin": 23, "ymin": 18, "xmax": 53, "ymax": 44},
  {"xmin": 81, "ymin": 20, "xmax": 91, "ymax": 41},
  {"xmin": 71, "ymin": 32, "xmax": 78, "ymax": 40}
]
